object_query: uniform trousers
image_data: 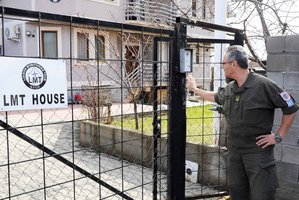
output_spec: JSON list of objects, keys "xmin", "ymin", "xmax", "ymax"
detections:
[{"xmin": 227, "ymin": 148, "xmax": 278, "ymax": 200}]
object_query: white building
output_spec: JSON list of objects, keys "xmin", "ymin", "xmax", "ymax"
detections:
[{"xmin": 0, "ymin": 0, "xmax": 228, "ymax": 102}]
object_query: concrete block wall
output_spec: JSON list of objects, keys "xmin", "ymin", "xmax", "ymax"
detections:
[
  {"xmin": 80, "ymin": 121, "xmax": 227, "ymax": 187},
  {"xmin": 266, "ymin": 35, "xmax": 299, "ymax": 200}
]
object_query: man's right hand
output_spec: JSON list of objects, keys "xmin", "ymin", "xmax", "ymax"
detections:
[{"xmin": 186, "ymin": 75, "xmax": 197, "ymax": 91}]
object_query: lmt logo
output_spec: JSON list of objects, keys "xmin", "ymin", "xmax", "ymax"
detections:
[{"xmin": 22, "ymin": 63, "xmax": 47, "ymax": 89}]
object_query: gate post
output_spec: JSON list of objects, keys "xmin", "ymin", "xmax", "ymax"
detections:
[
  {"xmin": 234, "ymin": 31, "xmax": 244, "ymax": 46},
  {"xmin": 168, "ymin": 20, "xmax": 187, "ymax": 200}
]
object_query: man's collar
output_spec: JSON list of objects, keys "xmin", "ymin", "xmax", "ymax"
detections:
[{"xmin": 233, "ymin": 71, "xmax": 255, "ymax": 93}]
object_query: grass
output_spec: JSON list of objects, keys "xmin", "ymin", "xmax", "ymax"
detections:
[{"xmin": 111, "ymin": 105, "xmax": 215, "ymax": 145}]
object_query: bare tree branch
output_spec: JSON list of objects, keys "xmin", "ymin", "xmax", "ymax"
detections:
[
  {"xmin": 229, "ymin": 0, "xmax": 299, "ymax": 67},
  {"xmin": 243, "ymin": 21, "xmax": 267, "ymax": 70}
]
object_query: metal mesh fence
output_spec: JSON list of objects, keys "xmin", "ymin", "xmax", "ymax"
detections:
[
  {"xmin": 184, "ymin": 43, "xmax": 229, "ymax": 199},
  {"xmin": 0, "ymin": 8, "xmax": 172, "ymax": 200},
  {"xmin": 0, "ymin": 7, "xmax": 243, "ymax": 200}
]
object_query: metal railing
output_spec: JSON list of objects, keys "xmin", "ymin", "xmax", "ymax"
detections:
[
  {"xmin": 125, "ymin": 63, "xmax": 169, "ymax": 88},
  {"xmin": 126, "ymin": 64, "xmax": 141, "ymax": 87},
  {"xmin": 125, "ymin": 0, "xmax": 177, "ymax": 26}
]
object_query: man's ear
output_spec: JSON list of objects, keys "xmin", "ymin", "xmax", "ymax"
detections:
[{"xmin": 232, "ymin": 60, "xmax": 236, "ymax": 67}]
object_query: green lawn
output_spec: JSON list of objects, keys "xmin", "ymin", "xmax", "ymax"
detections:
[{"xmin": 111, "ymin": 105, "xmax": 215, "ymax": 145}]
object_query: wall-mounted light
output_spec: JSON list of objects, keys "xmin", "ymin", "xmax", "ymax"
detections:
[{"xmin": 26, "ymin": 31, "xmax": 31, "ymax": 37}]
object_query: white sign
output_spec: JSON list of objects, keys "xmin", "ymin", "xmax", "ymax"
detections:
[{"xmin": 0, "ymin": 57, "xmax": 68, "ymax": 111}]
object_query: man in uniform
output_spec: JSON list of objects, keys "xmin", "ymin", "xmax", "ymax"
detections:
[{"xmin": 186, "ymin": 45, "xmax": 299, "ymax": 200}]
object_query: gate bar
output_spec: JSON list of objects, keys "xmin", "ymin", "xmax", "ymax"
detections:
[
  {"xmin": 153, "ymin": 36, "xmax": 172, "ymax": 200},
  {"xmin": 177, "ymin": 17, "xmax": 244, "ymax": 46},
  {"xmin": 176, "ymin": 17, "xmax": 243, "ymax": 34},
  {"xmin": 153, "ymin": 37, "xmax": 159, "ymax": 200},
  {"xmin": 168, "ymin": 22, "xmax": 187, "ymax": 200},
  {"xmin": 185, "ymin": 192, "xmax": 229, "ymax": 199},
  {"xmin": 187, "ymin": 38, "xmax": 236, "ymax": 44},
  {"xmin": 0, "ymin": 120, "xmax": 133, "ymax": 200}
]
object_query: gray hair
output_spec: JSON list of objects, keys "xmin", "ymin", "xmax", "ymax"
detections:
[{"xmin": 226, "ymin": 45, "xmax": 249, "ymax": 69}]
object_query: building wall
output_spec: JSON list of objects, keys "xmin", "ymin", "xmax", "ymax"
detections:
[
  {"xmin": 0, "ymin": 0, "xmax": 219, "ymax": 102},
  {"xmin": 1, "ymin": 0, "xmax": 123, "ymax": 22},
  {"xmin": 266, "ymin": 35, "xmax": 299, "ymax": 200},
  {"xmin": 34, "ymin": 0, "xmax": 76, "ymax": 16},
  {"xmin": 25, "ymin": 23, "xmax": 39, "ymax": 57},
  {"xmin": 0, "ymin": 0, "xmax": 34, "ymax": 10},
  {"xmin": 74, "ymin": 0, "xmax": 124, "ymax": 22}
]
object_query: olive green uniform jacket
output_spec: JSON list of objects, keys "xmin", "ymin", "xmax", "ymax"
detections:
[{"xmin": 215, "ymin": 72, "xmax": 299, "ymax": 153}]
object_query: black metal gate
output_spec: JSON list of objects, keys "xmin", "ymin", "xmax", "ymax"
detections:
[
  {"xmin": 0, "ymin": 7, "xmax": 243, "ymax": 200},
  {"xmin": 168, "ymin": 18, "xmax": 243, "ymax": 199},
  {"xmin": 0, "ymin": 7, "xmax": 173, "ymax": 200}
]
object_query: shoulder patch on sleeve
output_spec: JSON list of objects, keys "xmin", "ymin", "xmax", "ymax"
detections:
[{"xmin": 280, "ymin": 91, "xmax": 294, "ymax": 107}]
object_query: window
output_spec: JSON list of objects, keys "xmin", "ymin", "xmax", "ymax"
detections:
[
  {"xmin": 77, "ymin": 32, "xmax": 89, "ymax": 60},
  {"xmin": 95, "ymin": 35, "xmax": 105, "ymax": 60},
  {"xmin": 42, "ymin": 31, "xmax": 58, "ymax": 58}
]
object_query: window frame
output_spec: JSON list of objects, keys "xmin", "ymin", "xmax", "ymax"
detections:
[
  {"xmin": 41, "ymin": 30, "xmax": 58, "ymax": 58},
  {"xmin": 77, "ymin": 32, "xmax": 89, "ymax": 60},
  {"xmin": 95, "ymin": 35, "xmax": 105, "ymax": 61},
  {"xmin": 40, "ymin": 27, "xmax": 62, "ymax": 58}
]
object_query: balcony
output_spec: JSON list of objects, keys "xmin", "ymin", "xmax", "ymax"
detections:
[{"xmin": 125, "ymin": 0, "xmax": 177, "ymax": 27}]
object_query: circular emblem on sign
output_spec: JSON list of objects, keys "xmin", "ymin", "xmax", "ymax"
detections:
[
  {"xmin": 50, "ymin": 0, "xmax": 61, "ymax": 3},
  {"xmin": 5, "ymin": 28, "xmax": 10, "ymax": 37},
  {"xmin": 22, "ymin": 63, "xmax": 47, "ymax": 90}
]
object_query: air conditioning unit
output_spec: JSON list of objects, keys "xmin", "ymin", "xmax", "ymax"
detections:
[{"xmin": 5, "ymin": 25, "xmax": 21, "ymax": 41}]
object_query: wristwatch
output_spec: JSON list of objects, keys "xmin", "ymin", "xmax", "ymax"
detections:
[{"xmin": 274, "ymin": 133, "xmax": 283, "ymax": 143}]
